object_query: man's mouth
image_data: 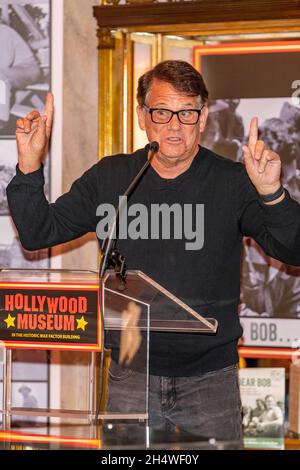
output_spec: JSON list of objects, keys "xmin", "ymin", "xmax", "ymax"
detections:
[{"xmin": 166, "ymin": 137, "xmax": 182, "ymax": 143}]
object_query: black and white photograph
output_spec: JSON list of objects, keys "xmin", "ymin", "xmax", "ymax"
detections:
[
  {"xmin": 0, "ymin": 139, "xmax": 17, "ymax": 215},
  {"xmin": 0, "ymin": 216, "xmax": 49, "ymax": 268},
  {"xmin": 11, "ymin": 380, "xmax": 48, "ymax": 425},
  {"xmin": 0, "ymin": 0, "xmax": 50, "ymax": 138},
  {"xmin": 240, "ymin": 236, "xmax": 300, "ymax": 319},
  {"xmin": 202, "ymin": 97, "xmax": 300, "ymax": 320},
  {"xmin": 239, "ymin": 368, "xmax": 285, "ymax": 445},
  {"xmin": 195, "ymin": 37, "xmax": 300, "ymax": 325},
  {"xmin": 0, "ymin": 351, "xmax": 49, "ymax": 425},
  {"xmin": 242, "ymin": 394, "xmax": 284, "ymax": 438}
]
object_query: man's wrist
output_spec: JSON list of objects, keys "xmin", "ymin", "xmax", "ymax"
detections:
[
  {"xmin": 263, "ymin": 191, "xmax": 285, "ymax": 205},
  {"xmin": 257, "ymin": 182, "xmax": 281, "ymax": 196},
  {"xmin": 258, "ymin": 183, "xmax": 285, "ymax": 204},
  {"xmin": 18, "ymin": 161, "xmax": 42, "ymax": 175}
]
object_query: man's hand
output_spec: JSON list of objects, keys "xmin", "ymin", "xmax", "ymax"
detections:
[
  {"xmin": 16, "ymin": 92, "xmax": 54, "ymax": 174},
  {"xmin": 242, "ymin": 117, "xmax": 283, "ymax": 202},
  {"xmin": 119, "ymin": 301, "xmax": 142, "ymax": 366}
]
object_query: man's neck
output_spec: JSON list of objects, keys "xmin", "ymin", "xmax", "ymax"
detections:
[{"xmin": 150, "ymin": 147, "xmax": 199, "ymax": 179}]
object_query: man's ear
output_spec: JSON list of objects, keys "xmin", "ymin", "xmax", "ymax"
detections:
[
  {"xmin": 199, "ymin": 105, "xmax": 209, "ymax": 133},
  {"xmin": 136, "ymin": 105, "xmax": 146, "ymax": 131}
]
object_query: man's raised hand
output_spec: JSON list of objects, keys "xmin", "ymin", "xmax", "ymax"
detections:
[
  {"xmin": 242, "ymin": 117, "xmax": 282, "ymax": 196},
  {"xmin": 16, "ymin": 92, "xmax": 54, "ymax": 174}
]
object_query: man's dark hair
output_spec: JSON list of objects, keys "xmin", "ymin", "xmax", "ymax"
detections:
[{"xmin": 137, "ymin": 60, "xmax": 209, "ymax": 107}]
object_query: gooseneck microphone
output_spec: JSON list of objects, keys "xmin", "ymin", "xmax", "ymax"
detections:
[
  {"xmin": 149, "ymin": 140, "xmax": 159, "ymax": 153},
  {"xmin": 95, "ymin": 142, "xmax": 159, "ymax": 423},
  {"xmin": 99, "ymin": 141, "xmax": 159, "ymax": 279}
]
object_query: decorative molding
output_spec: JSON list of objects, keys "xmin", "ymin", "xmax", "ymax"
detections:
[
  {"xmin": 97, "ymin": 28, "xmax": 115, "ymax": 49},
  {"xmin": 93, "ymin": 0, "xmax": 300, "ymax": 29}
]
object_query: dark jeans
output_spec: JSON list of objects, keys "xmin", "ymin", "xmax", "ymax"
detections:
[{"xmin": 106, "ymin": 359, "xmax": 243, "ymax": 444}]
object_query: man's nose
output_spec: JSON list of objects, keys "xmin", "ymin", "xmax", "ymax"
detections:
[{"xmin": 167, "ymin": 113, "xmax": 181, "ymax": 129}]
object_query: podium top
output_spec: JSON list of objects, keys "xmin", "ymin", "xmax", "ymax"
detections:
[
  {"xmin": 104, "ymin": 270, "xmax": 218, "ymax": 333},
  {"xmin": 0, "ymin": 268, "xmax": 99, "ymax": 286}
]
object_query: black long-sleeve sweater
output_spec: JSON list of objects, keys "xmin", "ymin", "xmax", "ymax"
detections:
[{"xmin": 6, "ymin": 145, "xmax": 300, "ymax": 376}]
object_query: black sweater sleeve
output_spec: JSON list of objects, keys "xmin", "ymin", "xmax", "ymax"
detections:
[
  {"xmin": 236, "ymin": 163, "xmax": 300, "ymax": 266},
  {"xmin": 6, "ymin": 163, "xmax": 101, "ymax": 251}
]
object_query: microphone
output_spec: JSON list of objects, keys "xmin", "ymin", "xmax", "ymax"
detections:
[
  {"xmin": 95, "ymin": 141, "xmax": 159, "ymax": 423},
  {"xmin": 99, "ymin": 141, "xmax": 159, "ymax": 279},
  {"xmin": 149, "ymin": 140, "xmax": 159, "ymax": 154}
]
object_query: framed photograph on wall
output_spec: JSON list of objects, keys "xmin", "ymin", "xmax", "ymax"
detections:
[
  {"xmin": 0, "ymin": 351, "xmax": 49, "ymax": 426},
  {"xmin": 0, "ymin": 0, "xmax": 50, "ymax": 139},
  {"xmin": 12, "ymin": 381, "xmax": 48, "ymax": 425},
  {"xmin": 194, "ymin": 41, "xmax": 300, "ymax": 350},
  {"xmin": 0, "ymin": 1, "xmax": 51, "ymax": 263},
  {"xmin": 0, "ymin": 140, "xmax": 17, "ymax": 215},
  {"xmin": 0, "ymin": 216, "xmax": 49, "ymax": 268}
]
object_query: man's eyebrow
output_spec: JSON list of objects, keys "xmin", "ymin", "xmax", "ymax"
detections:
[{"xmin": 153, "ymin": 102, "xmax": 196, "ymax": 107}]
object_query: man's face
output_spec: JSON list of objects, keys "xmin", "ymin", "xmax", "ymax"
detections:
[
  {"xmin": 137, "ymin": 79, "xmax": 208, "ymax": 162},
  {"xmin": 265, "ymin": 396, "xmax": 276, "ymax": 410}
]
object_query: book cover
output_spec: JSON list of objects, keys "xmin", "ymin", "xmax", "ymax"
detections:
[{"xmin": 239, "ymin": 368, "xmax": 285, "ymax": 449}]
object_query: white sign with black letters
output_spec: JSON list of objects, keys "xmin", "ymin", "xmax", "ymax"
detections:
[{"xmin": 240, "ymin": 318, "xmax": 300, "ymax": 348}]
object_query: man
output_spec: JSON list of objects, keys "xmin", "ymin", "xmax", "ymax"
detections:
[
  {"xmin": 253, "ymin": 395, "xmax": 283, "ymax": 438},
  {"xmin": 6, "ymin": 60, "xmax": 300, "ymax": 442},
  {"xmin": 15, "ymin": 385, "xmax": 38, "ymax": 426},
  {"xmin": 18, "ymin": 384, "xmax": 38, "ymax": 409}
]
